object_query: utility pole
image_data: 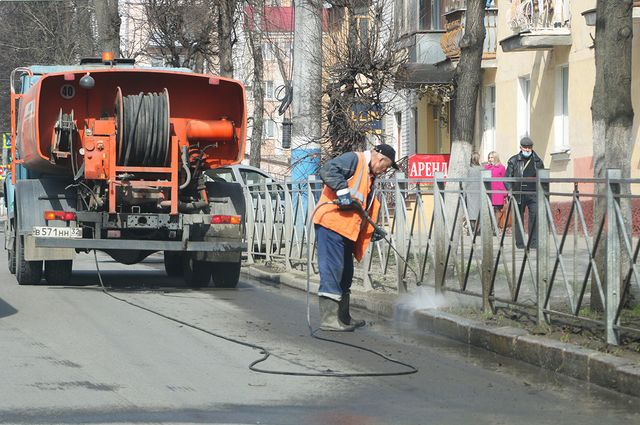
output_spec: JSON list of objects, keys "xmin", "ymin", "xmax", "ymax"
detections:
[{"xmin": 290, "ymin": 0, "xmax": 323, "ymax": 181}]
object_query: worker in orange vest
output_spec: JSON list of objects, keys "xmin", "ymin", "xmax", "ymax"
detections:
[{"xmin": 313, "ymin": 144, "xmax": 398, "ymax": 331}]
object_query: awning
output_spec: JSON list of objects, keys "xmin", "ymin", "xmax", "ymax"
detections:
[{"xmin": 394, "ymin": 62, "xmax": 455, "ymax": 89}]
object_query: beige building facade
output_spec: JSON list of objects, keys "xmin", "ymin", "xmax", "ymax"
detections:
[
  {"xmin": 394, "ymin": 0, "xmax": 639, "ymax": 184},
  {"xmin": 480, "ymin": 0, "xmax": 639, "ymax": 183}
]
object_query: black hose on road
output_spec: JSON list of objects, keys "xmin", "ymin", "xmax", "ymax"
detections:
[{"xmin": 92, "ymin": 249, "xmax": 418, "ymax": 377}]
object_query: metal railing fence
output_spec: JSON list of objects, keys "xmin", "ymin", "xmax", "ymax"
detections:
[{"xmin": 242, "ymin": 169, "xmax": 640, "ymax": 345}]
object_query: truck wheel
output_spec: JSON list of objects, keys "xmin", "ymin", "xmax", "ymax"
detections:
[
  {"xmin": 16, "ymin": 234, "xmax": 42, "ymax": 285},
  {"xmin": 211, "ymin": 261, "xmax": 241, "ymax": 289},
  {"xmin": 164, "ymin": 251, "xmax": 183, "ymax": 277},
  {"xmin": 44, "ymin": 260, "xmax": 73, "ymax": 285},
  {"xmin": 183, "ymin": 254, "xmax": 212, "ymax": 288},
  {"xmin": 7, "ymin": 221, "xmax": 16, "ymax": 275}
]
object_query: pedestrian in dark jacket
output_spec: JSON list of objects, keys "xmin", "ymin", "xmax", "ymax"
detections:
[
  {"xmin": 505, "ymin": 137, "xmax": 544, "ymax": 249},
  {"xmin": 313, "ymin": 144, "xmax": 397, "ymax": 331}
]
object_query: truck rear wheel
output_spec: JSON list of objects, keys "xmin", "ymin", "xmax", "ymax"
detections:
[
  {"xmin": 16, "ymin": 234, "xmax": 42, "ymax": 285},
  {"xmin": 164, "ymin": 251, "xmax": 183, "ymax": 277},
  {"xmin": 211, "ymin": 261, "xmax": 241, "ymax": 288},
  {"xmin": 183, "ymin": 254, "xmax": 212, "ymax": 288},
  {"xmin": 44, "ymin": 260, "xmax": 73, "ymax": 285}
]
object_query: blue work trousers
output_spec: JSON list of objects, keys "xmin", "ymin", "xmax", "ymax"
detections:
[{"xmin": 315, "ymin": 224, "xmax": 354, "ymax": 299}]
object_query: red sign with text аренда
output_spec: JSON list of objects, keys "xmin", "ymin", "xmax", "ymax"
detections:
[{"xmin": 408, "ymin": 154, "xmax": 450, "ymax": 179}]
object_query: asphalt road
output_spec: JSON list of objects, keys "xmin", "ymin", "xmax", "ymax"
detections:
[{"xmin": 0, "ymin": 250, "xmax": 639, "ymax": 425}]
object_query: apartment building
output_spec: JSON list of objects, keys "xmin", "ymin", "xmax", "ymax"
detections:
[{"xmin": 394, "ymin": 0, "xmax": 640, "ymax": 182}]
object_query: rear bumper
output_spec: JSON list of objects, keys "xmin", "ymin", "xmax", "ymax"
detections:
[{"xmin": 34, "ymin": 237, "xmax": 246, "ymax": 252}]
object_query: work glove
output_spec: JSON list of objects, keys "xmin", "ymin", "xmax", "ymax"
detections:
[
  {"xmin": 336, "ymin": 189, "xmax": 354, "ymax": 209},
  {"xmin": 372, "ymin": 228, "xmax": 387, "ymax": 242}
]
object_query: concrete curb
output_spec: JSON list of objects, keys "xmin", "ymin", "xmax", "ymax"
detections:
[{"xmin": 242, "ymin": 265, "xmax": 640, "ymax": 398}]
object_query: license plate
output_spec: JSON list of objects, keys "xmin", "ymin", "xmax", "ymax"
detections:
[{"xmin": 33, "ymin": 226, "xmax": 82, "ymax": 238}]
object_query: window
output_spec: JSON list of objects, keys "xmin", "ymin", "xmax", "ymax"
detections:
[
  {"xmin": 555, "ymin": 66, "xmax": 569, "ymax": 150},
  {"xmin": 395, "ymin": 112, "xmax": 402, "ymax": 155},
  {"xmin": 356, "ymin": 16, "xmax": 369, "ymax": 48},
  {"xmin": 263, "ymin": 119, "xmax": 276, "ymax": 138},
  {"xmin": 150, "ymin": 57, "xmax": 164, "ymax": 67},
  {"xmin": 240, "ymin": 170, "xmax": 268, "ymax": 186},
  {"xmin": 419, "ymin": 0, "xmax": 444, "ymax": 31},
  {"xmin": 205, "ymin": 168, "xmax": 234, "ymax": 183},
  {"xmin": 483, "ymin": 85, "xmax": 496, "ymax": 156},
  {"xmin": 517, "ymin": 76, "xmax": 531, "ymax": 142},
  {"xmin": 262, "ymin": 43, "xmax": 274, "ymax": 61},
  {"xmin": 264, "ymin": 80, "xmax": 275, "ymax": 100}
]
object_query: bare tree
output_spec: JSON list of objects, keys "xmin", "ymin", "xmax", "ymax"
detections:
[
  {"xmin": 0, "ymin": 1, "xmax": 95, "ymax": 131},
  {"xmin": 591, "ymin": 0, "xmax": 635, "ymax": 311},
  {"xmin": 94, "ymin": 0, "xmax": 121, "ymax": 55},
  {"xmin": 217, "ymin": 0, "xmax": 238, "ymax": 77},
  {"xmin": 322, "ymin": 0, "xmax": 407, "ymax": 158},
  {"xmin": 245, "ymin": 0, "xmax": 266, "ymax": 167},
  {"xmin": 143, "ymin": 0, "xmax": 218, "ymax": 71}
]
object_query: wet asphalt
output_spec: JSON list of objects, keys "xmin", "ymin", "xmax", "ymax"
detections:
[{"xmin": 0, "ymin": 250, "xmax": 639, "ymax": 425}]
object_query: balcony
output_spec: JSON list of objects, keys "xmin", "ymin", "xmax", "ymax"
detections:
[
  {"xmin": 440, "ymin": 4, "xmax": 498, "ymax": 66},
  {"xmin": 500, "ymin": 0, "xmax": 572, "ymax": 52}
]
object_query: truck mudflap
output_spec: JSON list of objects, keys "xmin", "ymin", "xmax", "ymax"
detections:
[{"xmin": 34, "ymin": 238, "xmax": 246, "ymax": 252}]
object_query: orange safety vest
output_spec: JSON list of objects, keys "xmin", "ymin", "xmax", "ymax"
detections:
[{"xmin": 313, "ymin": 152, "xmax": 381, "ymax": 262}]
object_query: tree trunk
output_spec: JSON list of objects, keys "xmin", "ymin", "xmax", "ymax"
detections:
[
  {"xmin": 590, "ymin": 0, "xmax": 635, "ymax": 311},
  {"xmin": 443, "ymin": 0, "xmax": 486, "ymax": 269},
  {"xmin": 217, "ymin": 0, "xmax": 236, "ymax": 78},
  {"xmin": 450, "ymin": 0, "xmax": 485, "ymax": 176},
  {"xmin": 247, "ymin": 0, "xmax": 265, "ymax": 167},
  {"xmin": 93, "ymin": 0, "xmax": 121, "ymax": 55}
]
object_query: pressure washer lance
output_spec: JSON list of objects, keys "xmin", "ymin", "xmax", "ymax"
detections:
[{"xmin": 346, "ymin": 200, "xmax": 422, "ymax": 287}]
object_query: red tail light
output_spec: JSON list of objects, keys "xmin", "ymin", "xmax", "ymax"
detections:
[
  {"xmin": 44, "ymin": 211, "xmax": 76, "ymax": 221},
  {"xmin": 211, "ymin": 215, "xmax": 241, "ymax": 225}
]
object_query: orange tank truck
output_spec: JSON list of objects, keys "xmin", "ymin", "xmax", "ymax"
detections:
[{"xmin": 5, "ymin": 57, "xmax": 248, "ymax": 288}]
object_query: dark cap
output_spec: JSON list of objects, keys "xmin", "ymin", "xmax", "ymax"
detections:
[
  {"xmin": 520, "ymin": 137, "xmax": 534, "ymax": 147},
  {"xmin": 373, "ymin": 144, "xmax": 399, "ymax": 170}
]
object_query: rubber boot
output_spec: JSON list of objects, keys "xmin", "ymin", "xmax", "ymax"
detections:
[
  {"xmin": 319, "ymin": 296, "xmax": 356, "ymax": 332},
  {"xmin": 338, "ymin": 293, "xmax": 365, "ymax": 328}
]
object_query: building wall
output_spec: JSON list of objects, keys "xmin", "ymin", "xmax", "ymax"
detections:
[{"xmin": 481, "ymin": 0, "xmax": 640, "ymax": 188}]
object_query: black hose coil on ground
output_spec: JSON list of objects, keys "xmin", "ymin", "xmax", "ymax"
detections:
[{"xmin": 116, "ymin": 90, "xmax": 170, "ymax": 166}]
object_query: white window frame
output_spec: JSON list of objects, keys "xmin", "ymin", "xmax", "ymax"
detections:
[
  {"xmin": 263, "ymin": 119, "xmax": 276, "ymax": 139},
  {"xmin": 483, "ymin": 85, "xmax": 496, "ymax": 157},
  {"xmin": 554, "ymin": 65, "xmax": 569, "ymax": 151},
  {"xmin": 264, "ymin": 80, "xmax": 275, "ymax": 100},
  {"xmin": 517, "ymin": 76, "xmax": 531, "ymax": 144}
]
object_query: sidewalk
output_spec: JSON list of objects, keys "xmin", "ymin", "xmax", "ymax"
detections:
[{"xmin": 242, "ymin": 264, "xmax": 640, "ymax": 398}]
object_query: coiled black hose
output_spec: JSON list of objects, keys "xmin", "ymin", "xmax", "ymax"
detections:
[{"xmin": 116, "ymin": 91, "xmax": 169, "ymax": 166}]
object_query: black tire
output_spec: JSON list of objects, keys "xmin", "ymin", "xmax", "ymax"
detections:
[
  {"xmin": 211, "ymin": 261, "xmax": 241, "ymax": 289},
  {"xmin": 164, "ymin": 251, "xmax": 183, "ymax": 277},
  {"xmin": 44, "ymin": 260, "xmax": 73, "ymax": 285},
  {"xmin": 7, "ymin": 221, "xmax": 16, "ymax": 275},
  {"xmin": 183, "ymin": 254, "xmax": 212, "ymax": 288},
  {"xmin": 16, "ymin": 234, "xmax": 42, "ymax": 285}
]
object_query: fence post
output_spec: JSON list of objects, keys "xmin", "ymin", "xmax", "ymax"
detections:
[
  {"xmin": 606, "ymin": 168, "xmax": 621, "ymax": 345},
  {"xmin": 283, "ymin": 180, "xmax": 293, "ymax": 271},
  {"xmin": 394, "ymin": 173, "xmax": 407, "ymax": 293},
  {"xmin": 243, "ymin": 185, "xmax": 255, "ymax": 264},
  {"xmin": 480, "ymin": 169, "xmax": 494, "ymax": 313},
  {"xmin": 263, "ymin": 181, "xmax": 274, "ymax": 262},
  {"xmin": 536, "ymin": 169, "xmax": 550, "ymax": 325},
  {"xmin": 434, "ymin": 172, "xmax": 446, "ymax": 294},
  {"xmin": 306, "ymin": 175, "xmax": 318, "ymax": 277}
]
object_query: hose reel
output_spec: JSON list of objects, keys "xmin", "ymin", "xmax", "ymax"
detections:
[{"xmin": 114, "ymin": 88, "xmax": 170, "ymax": 166}]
